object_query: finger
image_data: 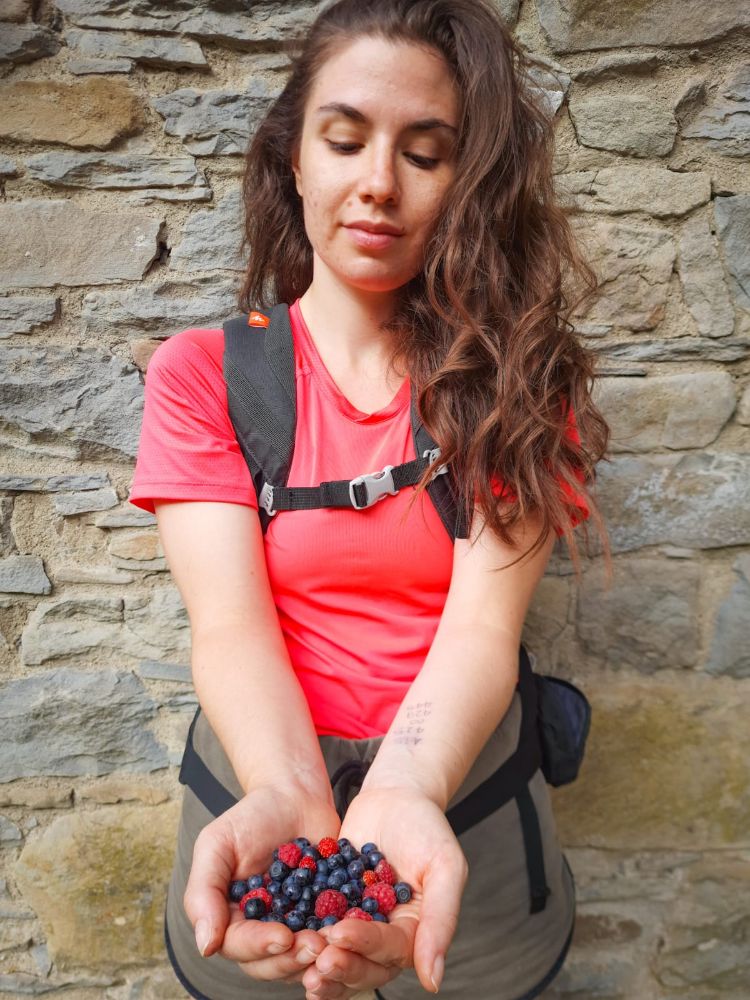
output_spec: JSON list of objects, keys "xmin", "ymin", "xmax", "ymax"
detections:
[
  {"xmin": 320, "ymin": 915, "xmax": 413, "ymax": 968},
  {"xmin": 304, "ymin": 979, "xmax": 353, "ymax": 1000},
  {"xmin": 183, "ymin": 825, "xmax": 238, "ymax": 958},
  {"xmin": 413, "ymin": 849, "xmax": 468, "ymax": 993},
  {"xmin": 304, "ymin": 944, "xmax": 398, "ymax": 991},
  {"xmin": 235, "ymin": 933, "xmax": 325, "ymax": 982}
]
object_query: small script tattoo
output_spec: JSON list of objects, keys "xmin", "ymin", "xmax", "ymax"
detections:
[{"xmin": 392, "ymin": 701, "xmax": 433, "ymax": 747}]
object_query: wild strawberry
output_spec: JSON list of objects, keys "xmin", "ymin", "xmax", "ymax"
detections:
[
  {"xmin": 299, "ymin": 856, "xmax": 317, "ymax": 873},
  {"xmin": 362, "ymin": 870, "xmax": 378, "ymax": 886},
  {"xmin": 363, "ymin": 883, "xmax": 397, "ymax": 915},
  {"xmin": 317, "ymin": 837, "xmax": 339, "ymax": 858}
]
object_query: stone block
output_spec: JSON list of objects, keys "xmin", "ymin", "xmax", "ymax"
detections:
[
  {"xmin": 551, "ymin": 677, "xmax": 750, "ymax": 848},
  {"xmin": 0, "ymin": 77, "xmax": 142, "ymax": 148},
  {"xmin": 597, "ymin": 452, "xmax": 750, "ymax": 552},
  {"xmin": 14, "ymin": 801, "xmax": 180, "ymax": 967},
  {"xmin": 569, "ymin": 93, "xmax": 678, "ymax": 157},
  {"xmin": 0, "ymin": 296, "xmax": 58, "ymax": 339},
  {"xmin": 683, "ymin": 62, "xmax": 750, "ymax": 158},
  {"xmin": 52, "ymin": 488, "xmax": 119, "ymax": 516},
  {"xmin": 738, "ymin": 385, "xmax": 750, "ymax": 425},
  {"xmin": 557, "ymin": 166, "xmax": 710, "ymax": 219},
  {"xmin": 706, "ymin": 555, "xmax": 750, "ymax": 678},
  {"xmin": 0, "ymin": 23, "xmax": 61, "ymax": 64},
  {"xmin": 0, "ymin": 473, "xmax": 110, "ymax": 492},
  {"xmin": 576, "ymin": 558, "xmax": 701, "ymax": 670},
  {"xmin": 598, "ymin": 334, "xmax": 750, "ymax": 364},
  {"xmin": 678, "ymin": 215, "xmax": 736, "ymax": 338},
  {"xmin": 65, "ymin": 27, "xmax": 207, "ymax": 69},
  {"xmin": 715, "ymin": 194, "xmax": 750, "ymax": 310},
  {"xmin": 537, "ymin": 0, "xmax": 750, "ymax": 52},
  {"xmin": 594, "ymin": 372, "xmax": 736, "ymax": 451},
  {"xmin": 169, "ymin": 189, "xmax": 245, "ymax": 272},
  {"xmin": 24, "ymin": 151, "xmax": 203, "ymax": 190},
  {"xmin": 0, "ymin": 555, "xmax": 51, "ymax": 595},
  {"xmin": 0, "ymin": 668, "xmax": 168, "ymax": 780},
  {"xmin": 0, "ymin": 344, "xmax": 145, "ymax": 460},
  {"xmin": 0, "ymin": 200, "xmax": 161, "ymax": 288}
]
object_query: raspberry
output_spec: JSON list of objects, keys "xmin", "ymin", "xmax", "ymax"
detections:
[
  {"xmin": 345, "ymin": 907, "xmax": 373, "ymax": 921},
  {"xmin": 317, "ymin": 837, "xmax": 339, "ymax": 858},
  {"xmin": 299, "ymin": 856, "xmax": 317, "ymax": 873},
  {"xmin": 363, "ymin": 883, "xmax": 397, "ymax": 915},
  {"xmin": 239, "ymin": 887, "xmax": 272, "ymax": 911},
  {"xmin": 362, "ymin": 870, "xmax": 378, "ymax": 886},
  {"xmin": 374, "ymin": 859, "xmax": 396, "ymax": 885},
  {"xmin": 277, "ymin": 842, "xmax": 303, "ymax": 868},
  {"xmin": 314, "ymin": 889, "xmax": 348, "ymax": 920}
]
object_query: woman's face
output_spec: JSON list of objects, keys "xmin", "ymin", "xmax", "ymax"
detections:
[{"xmin": 292, "ymin": 35, "xmax": 459, "ymax": 295}]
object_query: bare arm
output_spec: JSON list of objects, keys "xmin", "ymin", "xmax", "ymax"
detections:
[
  {"xmin": 362, "ymin": 507, "xmax": 555, "ymax": 807},
  {"xmin": 154, "ymin": 498, "xmax": 331, "ymax": 800}
]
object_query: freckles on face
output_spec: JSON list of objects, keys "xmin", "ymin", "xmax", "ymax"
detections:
[{"xmin": 291, "ymin": 35, "xmax": 459, "ymax": 292}]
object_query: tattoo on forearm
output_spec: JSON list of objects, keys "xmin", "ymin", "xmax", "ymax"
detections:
[{"xmin": 392, "ymin": 701, "xmax": 433, "ymax": 747}]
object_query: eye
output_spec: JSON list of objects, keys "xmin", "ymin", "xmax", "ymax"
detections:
[{"xmin": 325, "ymin": 140, "xmax": 440, "ymax": 170}]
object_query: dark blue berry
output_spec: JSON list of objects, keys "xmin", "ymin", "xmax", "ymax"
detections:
[
  {"xmin": 361, "ymin": 842, "xmax": 378, "ymax": 855},
  {"xmin": 362, "ymin": 897, "xmax": 379, "ymax": 914},
  {"xmin": 282, "ymin": 879, "xmax": 302, "ymax": 902},
  {"xmin": 373, "ymin": 912, "xmax": 388, "ymax": 922},
  {"xmin": 356, "ymin": 878, "xmax": 365, "ymax": 892},
  {"xmin": 297, "ymin": 898, "xmax": 313, "ymax": 916},
  {"xmin": 394, "ymin": 882, "xmax": 412, "ymax": 904},
  {"xmin": 293, "ymin": 868, "xmax": 312, "ymax": 886},
  {"xmin": 321, "ymin": 915, "xmax": 339, "ymax": 926},
  {"xmin": 327, "ymin": 853, "xmax": 344, "ymax": 870},
  {"xmin": 366, "ymin": 851, "xmax": 384, "ymax": 869},
  {"xmin": 285, "ymin": 910, "xmax": 305, "ymax": 932},
  {"xmin": 340, "ymin": 844, "xmax": 358, "ymax": 863},
  {"xmin": 337, "ymin": 837, "xmax": 351, "ymax": 850},
  {"xmin": 247, "ymin": 874, "xmax": 264, "ymax": 889},
  {"xmin": 312, "ymin": 878, "xmax": 329, "ymax": 895},
  {"xmin": 269, "ymin": 860, "xmax": 290, "ymax": 881},
  {"xmin": 271, "ymin": 897, "xmax": 291, "ymax": 915},
  {"xmin": 347, "ymin": 859, "xmax": 365, "ymax": 879},
  {"xmin": 316, "ymin": 859, "xmax": 330, "ymax": 876},
  {"xmin": 267, "ymin": 879, "xmax": 282, "ymax": 897},
  {"xmin": 341, "ymin": 882, "xmax": 361, "ymax": 904},
  {"xmin": 327, "ymin": 870, "xmax": 347, "ymax": 890},
  {"xmin": 229, "ymin": 879, "xmax": 247, "ymax": 902},
  {"xmin": 272, "ymin": 847, "xmax": 280, "ymax": 861},
  {"xmin": 294, "ymin": 837, "xmax": 311, "ymax": 850},
  {"xmin": 302, "ymin": 847, "xmax": 321, "ymax": 861},
  {"xmin": 243, "ymin": 897, "xmax": 267, "ymax": 920},
  {"xmin": 301, "ymin": 886, "xmax": 315, "ymax": 903},
  {"xmin": 306, "ymin": 916, "xmax": 322, "ymax": 931}
]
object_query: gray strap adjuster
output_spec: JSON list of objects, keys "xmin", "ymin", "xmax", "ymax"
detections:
[
  {"xmin": 423, "ymin": 447, "xmax": 448, "ymax": 481},
  {"xmin": 348, "ymin": 465, "xmax": 398, "ymax": 510},
  {"xmin": 259, "ymin": 481, "xmax": 277, "ymax": 516}
]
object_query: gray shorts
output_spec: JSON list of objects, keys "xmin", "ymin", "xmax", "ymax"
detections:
[{"xmin": 165, "ymin": 667, "xmax": 575, "ymax": 1000}]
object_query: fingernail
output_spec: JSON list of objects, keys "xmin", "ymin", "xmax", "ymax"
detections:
[
  {"xmin": 431, "ymin": 954, "xmax": 444, "ymax": 992},
  {"xmin": 267, "ymin": 940, "xmax": 287, "ymax": 955},
  {"xmin": 195, "ymin": 919, "xmax": 211, "ymax": 957},
  {"xmin": 298, "ymin": 946, "xmax": 319, "ymax": 963},
  {"xmin": 317, "ymin": 959, "xmax": 334, "ymax": 974}
]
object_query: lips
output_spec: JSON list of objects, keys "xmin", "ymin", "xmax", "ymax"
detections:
[{"xmin": 344, "ymin": 220, "xmax": 403, "ymax": 236}]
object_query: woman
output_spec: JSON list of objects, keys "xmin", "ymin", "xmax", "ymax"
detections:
[{"xmin": 129, "ymin": 1, "xmax": 609, "ymax": 998}]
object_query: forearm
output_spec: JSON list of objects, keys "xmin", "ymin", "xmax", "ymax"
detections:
[
  {"xmin": 191, "ymin": 622, "xmax": 332, "ymax": 801},
  {"xmin": 361, "ymin": 623, "xmax": 519, "ymax": 810}
]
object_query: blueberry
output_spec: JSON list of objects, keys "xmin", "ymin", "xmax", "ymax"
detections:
[
  {"xmin": 272, "ymin": 847, "xmax": 280, "ymax": 861},
  {"xmin": 366, "ymin": 851, "xmax": 384, "ymax": 869},
  {"xmin": 293, "ymin": 867, "xmax": 312, "ymax": 886},
  {"xmin": 373, "ymin": 912, "xmax": 388, "ymax": 922},
  {"xmin": 271, "ymin": 897, "xmax": 291, "ymax": 915},
  {"xmin": 327, "ymin": 870, "xmax": 347, "ymax": 890},
  {"xmin": 302, "ymin": 847, "xmax": 321, "ymax": 861},
  {"xmin": 282, "ymin": 879, "xmax": 302, "ymax": 902},
  {"xmin": 285, "ymin": 910, "xmax": 305, "ymax": 932},
  {"xmin": 267, "ymin": 879, "xmax": 282, "ymax": 897},
  {"xmin": 228, "ymin": 879, "xmax": 247, "ymax": 902},
  {"xmin": 316, "ymin": 859, "xmax": 330, "ymax": 876},
  {"xmin": 347, "ymin": 859, "xmax": 365, "ymax": 879},
  {"xmin": 340, "ymin": 844, "xmax": 358, "ymax": 864},
  {"xmin": 306, "ymin": 916, "xmax": 322, "ymax": 931},
  {"xmin": 294, "ymin": 837, "xmax": 311, "ymax": 850},
  {"xmin": 269, "ymin": 860, "xmax": 290, "ymax": 881},
  {"xmin": 301, "ymin": 886, "xmax": 315, "ymax": 904},
  {"xmin": 337, "ymin": 837, "xmax": 351, "ymax": 850},
  {"xmin": 341, "ymin": 882, "xmax": 361, "ymax": 905},
  {"xmin": 362, "ymin": 897, "xmax": 379, "ymax": 914},
  {"xmin": 394, "ymin": 882, "xmax": 412, "ymax": 904},
  {"xmin": 247, "ymin": 874, "xmax": 265, "ymax": 889},
  {"xmin": 327, "ymin": 853, "xmax": 344, "ymax": 870},
  {"xmin": 312, "ymin": 878, "xmax": 329, "ymax": 895},
  {"xmin": 243, "ymin": 897, "xmax": 268, "ymax": 920},
  {"xmin": 297, "ymin": 898, "xmax": 313, "ymax": 916},
  {"xmin": 356, "ymin": 878, "xmax": 365, "ymax": 892},
  {"xmin": 361, "ymin": 842, "xmax": 378, "ymax": 855},
  {"xmin": 321, "ymin": 915, "xmax": 339, "ymax": 926}
]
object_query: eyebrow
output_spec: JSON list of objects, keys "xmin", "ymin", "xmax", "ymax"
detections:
[{"xmin": 316, "ymin": 102, "xmax": 457, "ymax": 134}]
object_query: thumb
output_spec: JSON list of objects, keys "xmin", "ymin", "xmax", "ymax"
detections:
[
  {"xmin": 183, "ymin": 826, "xmax": 235, "ymax": 958},
  {"xmin": 413, "ymin": 846, "xmax": 468, "ymax": 993}
]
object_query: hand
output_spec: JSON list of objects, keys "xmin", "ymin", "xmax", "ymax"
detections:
[
  {"xmin": 301, "ymin": 786, "xmax": 468, "ymax": 999},
  {"xmin": 184, "ymin": 781, "xmax": 342, "ymax": 985}
]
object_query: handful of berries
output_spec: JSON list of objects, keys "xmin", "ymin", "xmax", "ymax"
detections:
[{"xmin": 227, "ymin": 837, "xmax": 413, "ymax": 931}]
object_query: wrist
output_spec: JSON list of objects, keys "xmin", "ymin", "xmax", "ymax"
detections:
[
  {"xmin": 238, "ymin": 753, "xmax": 334, "ymax": 805},
  {"xmin": 361, "ymin": 756, "xmax": 450, "ymax": 811}
]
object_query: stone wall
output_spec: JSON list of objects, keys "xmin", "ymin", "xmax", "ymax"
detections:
[{"xmin": 0, "ymin": 1, "xmax": 748, "ymax": 997}]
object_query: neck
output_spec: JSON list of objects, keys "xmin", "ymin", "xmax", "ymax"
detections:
[{"xmin": 297, "ymin": 270, "xmax": 400, "ymax": 374}]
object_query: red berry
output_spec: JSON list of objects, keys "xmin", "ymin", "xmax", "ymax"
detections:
[
  {"xmin": 374, "ymin": 859, "xmax": 395, "ymax": 885},
  {"xmin": 277, "ymin": 842, "xmax": 302, "ymax": 868},
  {"xmin": 314, "ymin": 889, "xmax": 348, "ymax": 920},
  {"xmin": 239, "ymin": 887, "xmax": 272, "ymax": 912},
  {"xmin": 317, "ymin": 837, "xmax": 339, "ymax": 858},
  {"xmin": 262, "ymin": 873, "xmax": 272, "ymax": 887},
  {"xmin": 299, "ymin": 856, "xmax": 317, "ymax": 872},
  {"xmin": 345, "ymin": 907, "xmax": 373, "ymax": 921},
  {"xmin": 363, "ymin": 883, "xmax": 397, "ymax": 915},
  {"xmin": 362, "ymin": 870, "xmax": 378, "ymax": 886}
]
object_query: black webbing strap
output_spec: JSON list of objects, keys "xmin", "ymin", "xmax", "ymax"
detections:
[
  {"xmin": 178, "ymin": 708, "xmax": 237, "ymax": 817},
  {"xmin": 515, "ymin": 783, "xmax": 551, "ymax": 913}
]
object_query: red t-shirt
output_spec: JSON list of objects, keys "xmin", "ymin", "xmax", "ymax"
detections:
[{"xmin": 129, "ymin": 299, "xmax": 588, "ymax": 738}]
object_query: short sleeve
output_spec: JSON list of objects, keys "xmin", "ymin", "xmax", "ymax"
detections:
[
  {"xmin": 127, "ymin": 328, "xmax": 258, "ymax": 515},
  {"xmin": 484, "ymin": 401, "xmax": 590, "ymax": 535}
]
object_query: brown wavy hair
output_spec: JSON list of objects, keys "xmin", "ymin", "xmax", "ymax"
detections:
[{"xmin": 239, "ymin": 0, "xmax": 610, "ymax": 571}]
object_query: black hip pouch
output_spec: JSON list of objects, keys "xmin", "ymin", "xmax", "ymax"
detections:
[{"xmin": 534, "ymin": 674, "xmax": 592, "ymax": 787}]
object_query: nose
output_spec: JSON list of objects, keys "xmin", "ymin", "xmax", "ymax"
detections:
[{"xmin": 356, "ymin": 142, "xmax": 400, "ymax": 204}]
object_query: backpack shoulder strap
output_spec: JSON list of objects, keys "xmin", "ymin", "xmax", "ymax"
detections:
[
  {"xmin": 223, "ymin": 303, "xmax": 296, "ymax": 535},
  {"xmin": 411, "ymin": 392, "xmax": 467, "ymax": 540}
]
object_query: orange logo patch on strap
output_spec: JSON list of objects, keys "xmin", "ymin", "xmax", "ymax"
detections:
[{"xmin": 248, "ymin": 310, "xmax": 270, "ymax": 328}]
